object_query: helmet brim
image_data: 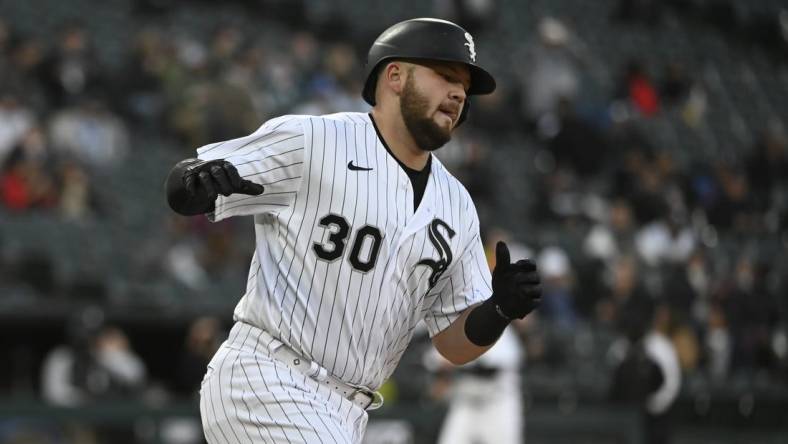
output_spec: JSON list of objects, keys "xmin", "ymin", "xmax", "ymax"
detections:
[{"xmin": 467, "ymin": 64, "xmax": 496, "ymax": 96}]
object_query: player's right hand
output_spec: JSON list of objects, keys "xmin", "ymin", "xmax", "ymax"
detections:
[
  {"xmin": 489, "ymin": 241, "xmax": 542, "ymax": 320},
  {"xmin": 182, "ymin": 159, "xmax": 265, "ymax": 199}
]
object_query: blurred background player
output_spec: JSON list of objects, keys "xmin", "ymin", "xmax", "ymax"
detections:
[{"xmin": 426, "ymin": 325, "xmax": 525, "ymax": 444}]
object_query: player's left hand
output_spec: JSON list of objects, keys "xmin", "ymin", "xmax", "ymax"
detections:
[
  {"xmin": 183, "ymin": 159, "xmax": 265, "ymax": 199},
  {"xmin": 489, "ymin": 241, "xmax": 541, "ymax": 320}
]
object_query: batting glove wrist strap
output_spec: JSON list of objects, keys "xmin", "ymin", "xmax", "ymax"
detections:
[
  {"xmin": 464, "ymin": 298, "xmax": 511, "ymax": 346},
  {"xmin": 493, "ymin": 302, "xmax": 513, "ymax": 321}
]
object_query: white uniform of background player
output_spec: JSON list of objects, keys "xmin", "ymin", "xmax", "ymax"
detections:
[
  {"xmin": 196, "ymin": 111, "xmax": 492, "ymax": 443},
  {"xmin": 643, "ymin": 331, "xmax": 681, "ymax": 415},
  {"xmin": 427, "ymin": 326, "xmax": 524, "ymax": 444}
]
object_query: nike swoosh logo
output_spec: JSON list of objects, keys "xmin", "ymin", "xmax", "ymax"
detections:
[{"xmin": 348, "ymin": 161, "xmax": 373, "ymax": 171}]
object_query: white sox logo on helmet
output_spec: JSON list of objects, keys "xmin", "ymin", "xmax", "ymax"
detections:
[{"xmin": 464, "ymin": 32, "xmax": 476, "ymax": 62}]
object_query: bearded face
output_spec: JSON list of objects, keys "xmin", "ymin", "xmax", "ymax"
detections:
[{"xmin": 399, "ymin": 70, "xmax": 455, "ymax": 152}]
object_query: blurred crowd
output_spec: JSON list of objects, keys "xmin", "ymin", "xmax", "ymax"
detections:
[
  {"xmin": 440, "ymin": 3, "xmax": 788, "ymax": 393},
  {"xmin": 0, "ymin": 19, "xmax": 118, "ymax": 220},
  {"xmin": 0, "ymin": 12, "xmax": 366, "ymax": 218},
  {"xmin": 1, "ymin": 0, "xmax": 788, "ymax": 442},
  {"xmin": 23, "ymin": 307, "xmax": 223, "ymax": 444}
]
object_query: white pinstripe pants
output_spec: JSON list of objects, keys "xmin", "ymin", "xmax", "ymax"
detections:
[{"xmin": 199, "ymin": 322, "xmax": 369, "ymax": 444}]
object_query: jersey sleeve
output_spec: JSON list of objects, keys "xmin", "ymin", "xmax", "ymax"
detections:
[
  {"xmin": 196, "ymin": 116, "xmax": 307, "ymax": 221},
  {"xmin": 422, "ymin": 198, "xmax": 492, "ymax": 338}
]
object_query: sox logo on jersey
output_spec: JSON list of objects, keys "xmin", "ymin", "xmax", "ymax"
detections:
[{"xmin": 418, "ymin": 218, "xmax": 456, "ymax": 288}]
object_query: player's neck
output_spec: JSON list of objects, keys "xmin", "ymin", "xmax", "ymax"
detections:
[{"xmin": 370, "ymin": 108, "xmax": 430, "ymax": 171}]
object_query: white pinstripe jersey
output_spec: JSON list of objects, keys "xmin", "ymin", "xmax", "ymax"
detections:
[{"xmin": 196, "ymin": 112, "xmax": 492, "ymax": 389}]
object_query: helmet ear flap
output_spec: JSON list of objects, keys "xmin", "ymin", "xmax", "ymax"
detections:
[{"xmin": 363, "ymin": 65, "xmax": 381, "ymax": 106}]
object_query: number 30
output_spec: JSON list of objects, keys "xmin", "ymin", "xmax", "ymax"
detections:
[{"xmin": 313, "ymin": 214, "xmax": 383, "ymax": 272}]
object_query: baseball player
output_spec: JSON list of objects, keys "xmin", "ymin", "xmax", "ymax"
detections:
[
  {"xmin": 425, "ymin": 325, "xmax": 525, "ymax": 444},
  {"xmin": 165, "ymin": 18, "xmax": 542, "ymax": 444}
]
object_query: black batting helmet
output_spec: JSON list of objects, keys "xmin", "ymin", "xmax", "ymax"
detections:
[{"xmin": 362, "ymin": 18, "xmax": 497, "ymax": 126}]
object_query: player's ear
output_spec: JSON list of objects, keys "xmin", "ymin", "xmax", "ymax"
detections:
[{"xmin": 382, "ymin": 61, "xmax": 406, "ymax": 97}]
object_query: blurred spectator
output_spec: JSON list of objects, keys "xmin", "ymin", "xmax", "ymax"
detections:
[
  {"xmin": 294, "ymin": 75, "xmax": 363, "ymax": 116},
  {"xmin": 164, "ymin": 234, "xmax": 211, "ymax": 291},
  {"xmin": 199, "ymin": 225, "xmax": 251, "ymax": 280},
  {"xmin": 705, "ymin": 303, "xmax": 733, "ymax": 382},
  {"xmin": 611, "ymin": 147, "xmax": 670, "ymax": 225},
  {"xmin": 536, "ymin": 246, "xmax": 577, "ymax": 330},
  {"xmin": 679, "ymin": 83, "xmax": 708, "ymax": 129},
  {"xmin": 610, "ymin": 296, "xmax": 680, "ymax": 444},
  {"xmin": 162, "ymin": 214, "xmax": 250, "ymax": 291},
  {"xmin": 121, "ymin": 28, "xmax": 169, "ymax": 125},
  {"xmin": 635, "ymin": 215, "xmax": 696, "ymax": 267},
  {"xmin": 715, "ymin": 254, "xmax": 779, "ymax": 372},
  {"xmin": 203, "ymin": 81, "xmax": 260, "ymax": 142},
  {"xmin": 684, "ymin": 250, "xmax": 712, "ymax": 322},
  {"xmin": 531, "ymin": 166, "xmax": 586, "ymax": 224},
  {"xmin": 3, "ymin": 37, "xmax": 49, "ymax": 114},
  {"xmin": 0, "ymin": 91, "xmax": 35, "ymax": 167},
  {"xmin": 224, "ymin": 44, "xmax": 269, "ymax": 116},
  {"xmin": 521, "ymin": 17, "xmax": 584, "ymax": 123},
  {"xmin": 545, "ymin": 98, "xmax": 609, "ymax": 178},
  {"xmin": 618, "ymin": 60, "xmax": 660, "ymax": 117},
  {"xmin": 39, "ymin": 21, "xmax": 107, "ymax": 109},
  {"xmin": 0, "ymin": 146, "xmax": 57, "ymax": 211},
  {"xmin": 321, "ymin": 42, "xmax": 360, "ymax": 88},
  {"xmin": 660, "ymin": 259, "xmax": 700, "ymax": 324},
  {"xmin": 597, "ymin": 255, "xmax": 651, "ymax": 328},
  {"xmin": 169, "ymin": 73, "xmax": 258, "ymax": 147},
  {"xmin": 13, "ymin": 121, "xmax": 50, "ymax": 165},
  {"xmin": 253, "ymin": 45, "xmax": 307, "ymax": 115},
  {"xmin": 433, "ymin": 0, "xmax": 498, "ymax": 35},
  {"xmin": 584, "ymin": 198, "xmax": 637, "ymax": 265},
  {"xmin": 293, "ymin": 42, "xmax": 367, "ymax": 115},
  {"xmin": 467, "ymin": 81, "xmax": 524, "ymax": 132},
  {"xmin": 58, "ymin": 159, "xmax": 102, "ymax": 221},
  {"xmin": 48, "ymin": 96, "xmax": 130, "ymax": 167},
  {"xmin": 207, "ymin": 25, "xmax": 244, "ymax": 76},
  {"xmin": 705, "ymin": 164, "xmax": 760, "ymax": 234},
  {"xmin": 41, "ymin": 307, "xmax": 147, "ymax": 406},
  {"xmin": 161, "ymin": 34, "xmax": 211, "ymax": 146},
  {"xmin": 437, "ymin": 132, "xmax": 496, "ymax": 222},
  {"xmin": 658, "ymin": 61, "xmax": 691, "ymax": 105},
  {"xmin": 745, "ymin": 125, "xmax": 788, "ymax": 211},
  {"xmin": 655, "ymin": 303, "xmax": 699, "ymax": 373},
  {"xmin": 173, "ymin": 317, "xmax": 223, "ymax": 396}
]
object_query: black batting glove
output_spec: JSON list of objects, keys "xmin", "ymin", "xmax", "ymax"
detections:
[
  {"xmin": 183, "ymin": 159, "xmax": 264, "ymax": 199},
  {"xmin": 166, "ymin": 158, "xmax": 264, "ymax": 216},
  {"xmin": 488, "ymin": 241, "xmax": 542, "ymax": 320},
  {"xmin": 463, "ymin": 241, "xmax": 541, "ymax": 346}
]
